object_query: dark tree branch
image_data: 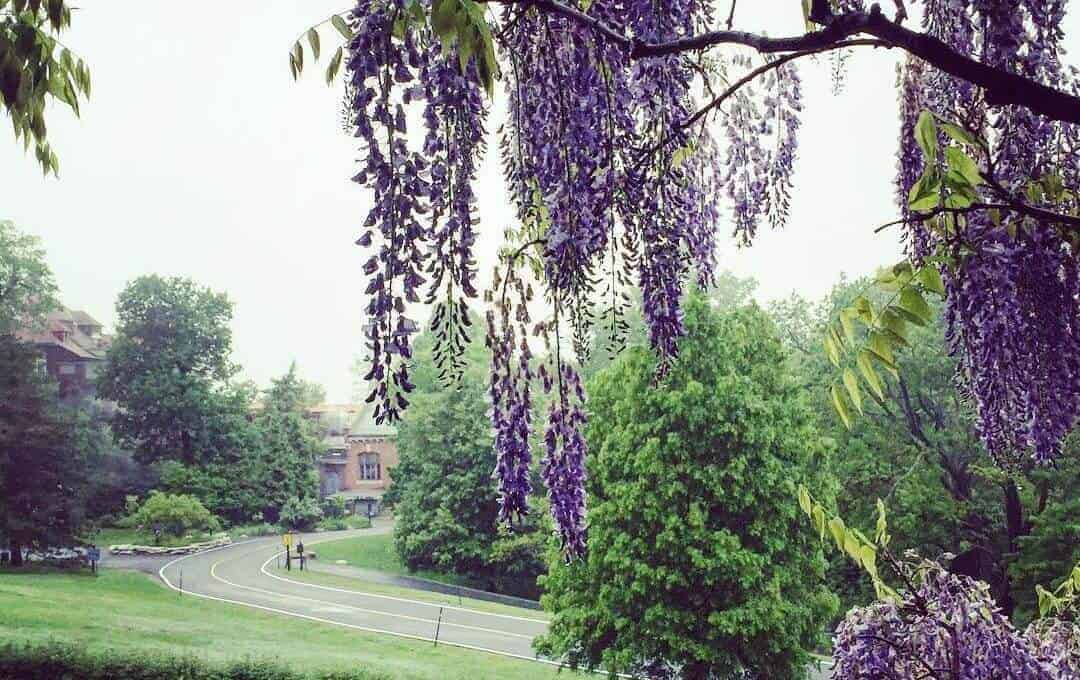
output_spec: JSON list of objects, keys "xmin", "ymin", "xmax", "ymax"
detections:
[
  {"xmin": 486, "ymin": 1, "xmax": 1080, "ymax": 126},
  {"xmin": 876, "ymin": 202, "xmax": 1080, "ymax": 234}
]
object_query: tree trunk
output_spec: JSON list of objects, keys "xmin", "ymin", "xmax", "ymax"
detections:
[
  {"xmin": 1000, "ymin": 479, "xmax": 1026, "ymax": 618},
  {"xmin": 9, "ymin": 540, "xmax": 23, "ymax": 567}
]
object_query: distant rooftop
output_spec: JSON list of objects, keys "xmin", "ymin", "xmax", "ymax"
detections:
[{"xmin": 16, "ymin": 306, "xmax": 110, "ymax": 361}]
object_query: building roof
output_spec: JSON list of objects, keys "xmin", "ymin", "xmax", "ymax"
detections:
[
  {"xmin": 348, "ymin": 402, "xmax": 397, "ymax": 439},
  {"xmin": 16, "ymin": 307, "xmax": 109, "ymax": 361}
]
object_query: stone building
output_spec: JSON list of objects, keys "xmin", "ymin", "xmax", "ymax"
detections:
[{"xmin": 308, "ymin": 403, "xmax": 398, "ymax": 517}]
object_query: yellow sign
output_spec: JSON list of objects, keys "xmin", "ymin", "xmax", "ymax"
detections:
[{"xmin": 281, "ymin": 532, "xmax": 293, "ymax": 548}]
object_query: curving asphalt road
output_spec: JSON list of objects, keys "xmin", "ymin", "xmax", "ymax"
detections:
[
  {"xmin": 155, "ymin": 527, "xmax": 833, "ymax": 678},
  {"xmin": 158, "ymin": 528, "xmax": 550, "ymax": 663}
]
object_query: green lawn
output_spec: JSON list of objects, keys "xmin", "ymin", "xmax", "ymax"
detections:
[
  {"xmin": 310, "ymin": 534, "xmax": 467, "ymax": 588},
  {"xmin": 0, "ymin": 570, "xmax": 574, "ymax": 680},
  {"xmin": 268, "ymin": 566, "xmax": 550, "ymax": 621}
]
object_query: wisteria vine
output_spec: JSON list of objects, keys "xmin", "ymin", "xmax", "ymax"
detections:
[{"xmin": 340, "ymin": 0, "xmax": 1078, "ymax": 568}]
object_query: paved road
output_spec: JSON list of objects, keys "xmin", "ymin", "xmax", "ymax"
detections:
[
  {"xmin": 155, "ymin": 527, "xmax": 832, "ymax": 678},
  {"xmin": 158, "ymin": 529, "xmax": 549, "ymax": 662}
]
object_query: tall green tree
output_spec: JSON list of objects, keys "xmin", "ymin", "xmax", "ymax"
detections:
[
  {"xmin": 0, "ymin": 219, "xmax": 57, "ymax": 333},
  {"xmin": 771, "ymin": 276, "xmax": 1080, "ymax": 623},
  {"xmin": 538, "ymin": 294, "xmax": 837, "ymax": 679},
  {"xmin": 0, "ymin": 335, "xmax": 97, "ymax": 564},
  {"xmin": 97, "ymin": 275, "xmax": 236, "ymax": 465},
  {"xmin": 252, "ymin": 363, "xmax": 322, "ymax": 520}
]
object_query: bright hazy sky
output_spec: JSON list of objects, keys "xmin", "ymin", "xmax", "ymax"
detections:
[{"xmin": 4, "ymin": 3, "xmax": 1075, "ymax": 401}]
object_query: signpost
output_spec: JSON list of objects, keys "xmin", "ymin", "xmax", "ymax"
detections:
[
  {"xmin": 282, "ymin": 531, "xmax": 295, "ymax": 570},
  {"xmin": 87, "ymin": 546, "xmax": 100, "ymax": 574}
]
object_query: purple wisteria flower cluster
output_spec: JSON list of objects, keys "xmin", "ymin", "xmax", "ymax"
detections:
[
  {"xmin": 833, "ymin": 560, "xmax": 1078, "ymax": 678},
  {"xmin": 343, "ymin": 0, "xmax": 809, "ymax": 557},
  {"xmin": 896, "ymin": 0, "xmax": 1080, "ymax": 465},
  {"xmin": 487, "ymin": 266, "xmax": 534, "ymax": 526},
  {"xmin": 346, "ymin": 0, "xmax": 487, "ymax": 423}
]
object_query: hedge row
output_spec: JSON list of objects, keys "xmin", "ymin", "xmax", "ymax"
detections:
[{"xmin": 0, "ymin": 642, "xmax": 390, "ymax": 680}]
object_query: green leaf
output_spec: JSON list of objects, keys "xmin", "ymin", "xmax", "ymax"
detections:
[
  {"xmin": 917, "ymin": 265, "xmax": 946, "ymax": 296},
  {"xmin": 874, "ymin": 498, "xmax": 888, "ymax": 544},
  {"xmin": 857, "ymin": 351, "xmax": 886, "ymax": 401},
  {"xmin": 842, "ymin": 368, "xmax": 862, "ymax": 414},
  {"xmin": 307, "ymin": 28, "xmax": 321, "ymax": 60},
  {"xmin": 325, "ymin": 46, "xmax": 343, "ymax": 85},
  {"xmin": 899, "ymin": 287, "xmax": 932, "ymax": 324},
  {"xmin": 331, "ymin": 15, "xmax": 353, "ymax": 40},
  {"xmin": 812, "ymin": 504, "xmax": 827, "ymax": 542},
  {"xmin": 945, "ymin": 146, "xmax": 983, "ymax": 187},
  {"xmin": 798, "ymin": 485, "xmax": 812, "ymax": 517},
  {"xmin": 838, "ymin": 309, "xmax": 857, "ymax": 344},
  {"xmin": 868, "ymin": 331, "xmax": 898, "ymax": 372},
  {"xmin": 292, "ymin": 41, "xmax": 304, "ymax": 74},
  {"xmin": 852, "ymin": 296, "xmax": 874, "ymax": 324},
  {"xmin": 431, "ymin": 0, "xmax": 460, "ymax": 39},
  {"xmin": 830, "ymin": 384, "xmax": 853, "ymax": 429},
  {"xmin": 938, "ymin": 119, "xmax": 983, "ymax": 149},
  {"xmin": 823, "ymin": 334, "xmax": 840, "ymax": 367},
  {"xmin": 915, "ymin": 110, "xmax": 938, "ymax": 162},
  {"xmin": 828, "ymin": 516, "xmax": 846, "ymax": 552},
  {"xmin": 859, "ymin": 544, "xmax": 877, "ymax": 578},
  {"xmin": 908, "ymin": 172, "xmax": 941, "ymax": 212}
]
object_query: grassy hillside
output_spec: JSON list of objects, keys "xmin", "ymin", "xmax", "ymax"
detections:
[{"xmin": 0, "ymin": 570, "xmax": 572, "ymax": 680}]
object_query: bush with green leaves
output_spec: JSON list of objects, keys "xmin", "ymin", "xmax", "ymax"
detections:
[
  {"xmin": 130, "ymin": 492, "xmax": 219, "ymax": 539},
  {"xmin": 279, "ymin": 496, "xmax": 322, "ymax": 531},
  {"xmin": 321, "ymin": 495, "xmax": 347, "ymax": 519}
]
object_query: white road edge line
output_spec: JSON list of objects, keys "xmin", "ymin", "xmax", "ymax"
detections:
[
  {"xmin": 259, "ymin": 547, "xmax": 549, "ymax": 624},
  {"xmin": 210, "ymin": 554, "xmax": 533, "ymax": 640},
  {"xmin": 156, "ymin": 539, "xmax": 561, "ymax": 668}
]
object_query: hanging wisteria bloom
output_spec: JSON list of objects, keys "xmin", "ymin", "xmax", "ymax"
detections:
[
  {"xmin": 832, "ymin": 561, "xmax": 1076, "ymax": 678},
  {"xmin": 895, "ymin": 0, "xmax": 1080, "ymax": 466},
  {"xmin": 332, "ymin": 0, "xmax": 1079, "ymax": 563}
]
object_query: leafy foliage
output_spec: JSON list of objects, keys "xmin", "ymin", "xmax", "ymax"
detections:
[
  {"xmin": 0, "ymin": 335, "xmax": 98, "ymax": 562},
  {"xmin": 391, "ymin": 372, "xmax": 546, "ymax": 597},
  {"xmin": 128, "ymin": 491, "xmax": 219, "ymax": 540},
  {"xmin": 537, "ymin": 295, "xmax": 837, "ymax": 678},
  {"xmin": 97, "ymin": 275, "xmax": 237, "ymax": 466},
  {"xmin": 798, "ymin": 490, "xmax": 1080, "ymax": 678},
  {"xmin": 0, "ymin": 219, "xmax": 58, "ymax": 333},
  {"xmin": 0, "ymin": 0, "xmax": 90, "ymax": 175},
  {"xmin": 778, "ymin": 275, "xmax": 1080, "ymax": 623},
  {"xmin": 279, "ymin": 496, "xmax": 322, "ymax": 531}
]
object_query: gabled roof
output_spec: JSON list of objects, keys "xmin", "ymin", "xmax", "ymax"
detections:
[
  {"xmin": 16, "ymin": 307, "xmax": 109, "ymax": 361},
  {"xmin": 348, "ymin": 402, "xmax": 397, "ymax": 439}
]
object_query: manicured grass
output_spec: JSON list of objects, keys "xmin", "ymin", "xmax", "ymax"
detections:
[
  {"xmin": 310, "ymin": 534, "xmax": 466, "ymax": 588},
  {"xmin": 268, "ymin": 566, "xmax": 550, "ymax": 621},
  {"xmin": 0, "ymin": 570, "xmax": 574, "ymax": 680}
]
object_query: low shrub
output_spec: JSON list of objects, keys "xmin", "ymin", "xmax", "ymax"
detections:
[
  {"xmin": 0, "ymin": 641, "xmax": 389, "ymax": 680},
  {"xmin": 130, "ymin": 491, "xmax": 220, "ymax": 540},
  {"xmin": 321, "ymin": 496, "xmax": 347, "ymax": 519},
  {"xmin": 279, "ymin": 497, "xmax": 322, "ymax": 531}
]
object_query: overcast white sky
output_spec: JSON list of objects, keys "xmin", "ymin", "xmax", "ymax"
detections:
[{"xmin": 4, "ymin": 3, "xmax": 1074, "ymax": 401}]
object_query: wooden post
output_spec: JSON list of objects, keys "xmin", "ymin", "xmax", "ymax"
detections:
[{"xmin": 433, "ymin": 606, "xmax": 444, "ymax": 647}]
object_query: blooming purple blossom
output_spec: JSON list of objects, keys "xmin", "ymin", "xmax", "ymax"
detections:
[
  {"xmin": 833, "ymin": 561, "xmax": 1074, "ymax": 678},
  {"xmin": 894, "ymin": 0, "xmax": 1080, "ymax": 465}
]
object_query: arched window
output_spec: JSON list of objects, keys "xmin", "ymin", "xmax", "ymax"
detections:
[{"xmin": 359, "ymin": 452, "xmax": 380, "ymax": 481}]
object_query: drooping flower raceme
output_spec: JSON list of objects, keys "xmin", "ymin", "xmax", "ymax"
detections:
[
  {"xmin": 832, "ymin": 561, "xmax": 1075, "ymax": 678},
  {"xmin": 895, "ymin": 0, "xmax": 1080, "ymax": 465}
]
